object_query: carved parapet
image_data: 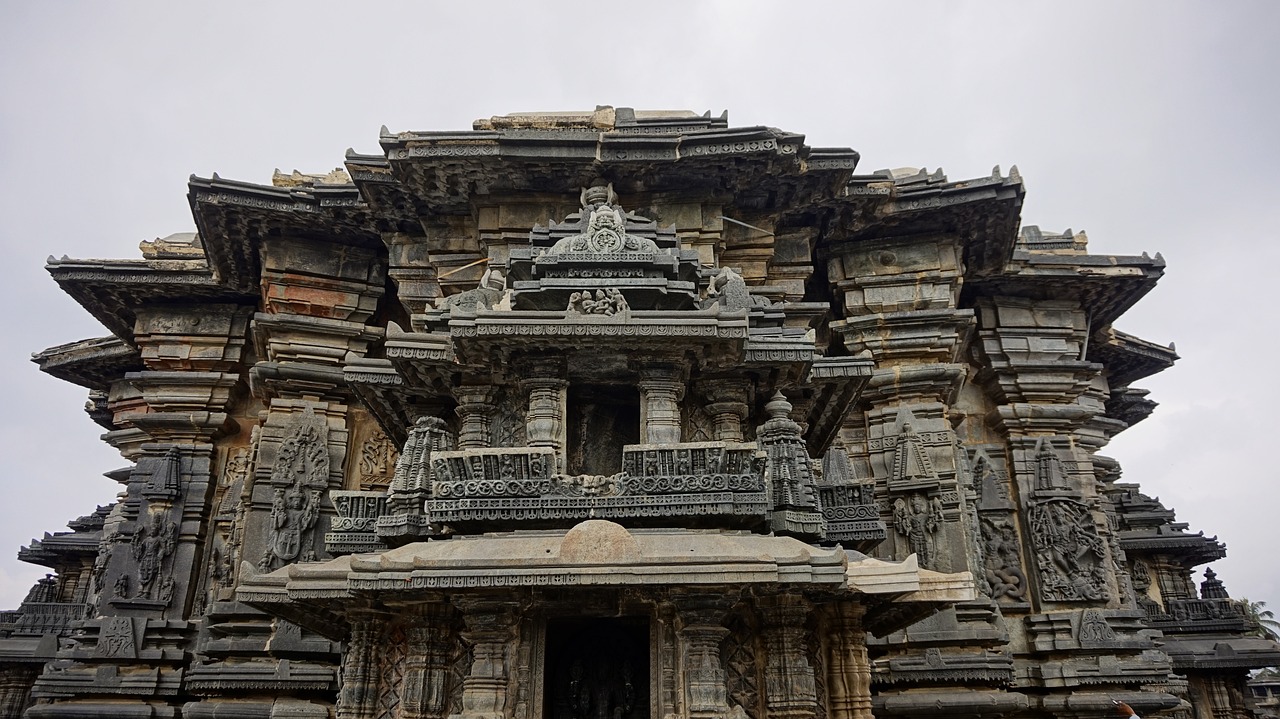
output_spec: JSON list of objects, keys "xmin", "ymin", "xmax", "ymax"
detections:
[
  {"xmin": 427, "ymin": 443, "xmax": 768, "ymax": 531},
  {"xmin": 1143, "ymin": 597, "xmax": 1250, "ymax": 634},
  {"xmin": 817, "ymin": 483, "xmax": 886, "ymax": 551},
  {"xmin": 325, "ymin": 491, "xmax": 388, "ymax": 556}
]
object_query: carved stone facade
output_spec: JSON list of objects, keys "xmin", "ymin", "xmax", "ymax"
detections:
[{"xmin": 3, "ymin": 108, "xmax": 1276, "ymax": 719}]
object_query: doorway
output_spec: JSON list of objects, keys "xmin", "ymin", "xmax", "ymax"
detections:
[{"xmin": 543, "ymin": 617, "xmax": 650, "ymax": 719}]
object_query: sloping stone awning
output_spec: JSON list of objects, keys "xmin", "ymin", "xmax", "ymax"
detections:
[{"xmin": 238, "ymin": 520, "xmax": 973, "ymax": 640}]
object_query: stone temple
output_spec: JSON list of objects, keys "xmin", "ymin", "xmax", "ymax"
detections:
[{"xmin": 2, "ymin": 107, "xmax": 1277, "ymax": 719}]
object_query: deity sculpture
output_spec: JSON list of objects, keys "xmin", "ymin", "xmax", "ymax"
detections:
[
  {"xmin": 132, "ymin": 511, "xmax": 177, "ymax": 600},
  {"xmin": 261, "ymin": 487, "xmax": 321, "ymax": 570},
  {"xmin": 893, "ymin": 493, "xmax": 942, "ymax": 569}
]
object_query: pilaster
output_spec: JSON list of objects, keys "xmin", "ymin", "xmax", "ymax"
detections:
[
  {"xmin": 448, "ymin": 597, "xmax": 521, "ymax": 719},
  {"xmin": 637, "ymin": 362, "xmax": 687, "ymax": 445},
  {"xmin": 756, "ymin": 594, "xmax": 818, "ymax": 719}
]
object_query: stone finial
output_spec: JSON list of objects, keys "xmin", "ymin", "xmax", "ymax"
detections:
[{"xmin": 1200, "ymin": 567, "xmax": 1230, "ymax": 599}]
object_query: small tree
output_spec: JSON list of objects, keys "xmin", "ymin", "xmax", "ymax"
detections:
[{"xmin": 1241, "ymin": 598, "xmax": 1280, "ymax": 642}]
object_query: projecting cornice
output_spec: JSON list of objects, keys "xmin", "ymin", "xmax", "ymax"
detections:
[
  {"xmin": 188, "ymin": 173, "xmax": 383, "ymax": 293},
  {"xmin": 45, "ymin": 256, "xmax": 251, "ymax": 342}
]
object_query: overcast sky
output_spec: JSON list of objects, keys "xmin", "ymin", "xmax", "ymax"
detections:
[{"xmin": 1, "ymin": 1, "xmax": 1276, "ymax": 610}]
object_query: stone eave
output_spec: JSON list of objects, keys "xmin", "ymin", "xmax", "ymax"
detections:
[
  {"xmin": 441, "ymin": 307, "xmax": 752, "ymax": 369},
  {"xmin": 45, "ymin": 256, "xmax": 249, "ymax": 342},
  {"xmin": 964, "ymin": 250, "xmax": 1165, "ymax": 329},
  {"xmin": 824, "ymin": 168, "xmax": 1025, "ymax": 279},
  {"xmin": 1162, "ymin": 636, "xmax": 1280, "ymax": 671},
  {"xmin": 343, "ymin": 150, "xmax": 426, "ymax": 229},
  {"xmin": 0, "ymin": 635, "xmax": 59, "ymax": 664},
  {"xmin": 1087, "ymin": 326, "xmax": 1179, "ymax": 387},
  {"xmin": 188, "ymin": 173, "xmax": 383, "ymax": 293},
  {"xmin": 238, "ymin": 523, "xmax": 973, "ymax": 641},
  {"xmin": 377, "ymin": 122, "xmax": 856, "ymax": 215},
  {"xmin": 1119, "ymin": 530, "xmax": 1227, "ymax": 565},
  {"xmin": 17, "ymin": 530, "xmax": 100, "ymax": 569},
  {"xmin": 31, "ymin": 335, "xmax": 143, "ymax": 390}
]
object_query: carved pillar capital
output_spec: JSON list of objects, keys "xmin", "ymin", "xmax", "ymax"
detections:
[
  {"xmin": 454, "ymin": 385, "xmax": 497, "ymax": 450},
  {"xmin": 699, "ymin": 378, "xmax": 751, "ymax": 443},
  {"xmin": 636, "ymin": 362, "xmax": 688, "ymax": 445},
  {"xmin": 338, "ymin": 612, "xmax": 386, "ymax": 719},
  {"xmin": 400, "ymin": 601, "xmax": 457, "ymax": 719},
  {"xmin": 518, "ymin": 361, "xmax": 568, "ymax": 468}
]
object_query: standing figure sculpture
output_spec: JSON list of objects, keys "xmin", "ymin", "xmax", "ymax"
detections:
[
  {"xmin": 893, "ymin": 494, "xmax": 942, "ymax": 569},
  {"xmin": 261, "ymin": 488, "xmax": 321, "ymax": 570},
  {"xmin": 132, "ymin": 511, "xmax": 177, "ymax": 601}
]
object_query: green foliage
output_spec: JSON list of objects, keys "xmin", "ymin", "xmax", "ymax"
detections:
[{"xmin": 1241, "ymin": 598, "xmax": 1280, "ymax": 642}]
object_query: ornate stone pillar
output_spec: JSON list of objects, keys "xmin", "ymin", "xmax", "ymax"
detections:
[
  {"xmin": 700, "ymin": 379, "xmax": 750, "ymax": 443},
  {"xmin": 675, "ymin": 592, "xmax": 736, "ymax": 719},
  {"xmin": 449, "ymin": 597, "xmax": 520, "ymax": 719},
  {"xmin": 455, "ymin": 385, "xmax": 497, "ymax": 450},
  {"xmin": 337, "ymin": 613, "xmax": 382, "ymax": 719},
  {"xmin": 520, "ymin": 359, "xmax": 568, "ymax": 466},
  {"xmin": 402, "ymin": 601, "xmax": 457, "ymax": 719},
  {"xmin": 823, "ymin": 602, "xmax": 872, "ymax": 719},
  {"xmin": 757, "ymin": 594, "xmax": 818, "ymax": 719},
  {"xmin": 638, "ymin": 363, "xmax": 686, "ymax": 445}
]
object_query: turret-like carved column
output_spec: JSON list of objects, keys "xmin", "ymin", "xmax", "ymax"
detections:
[
  {"xmin": 638, "ymin": 363, "xmax": 687, "ymax": 445},
  {"xmin": 449, "ymin": 597, "xmax": 520, "ymax": 719},
  {"xmin": 823, "ymin": 602, "xmax": 872, "ymax": 719},
  {"xmin": 757, "ymin": 594, "xmax": 819, "ymax": 719},
  {"xmin": 455, "ymin": 386, "xmax": 497, "ymax": 450},
  {"xmin": 378, "ymin": 416, "xmax": 453, "ymax": 545}
]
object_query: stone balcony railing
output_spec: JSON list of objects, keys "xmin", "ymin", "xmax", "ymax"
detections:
[
  {"xmin": 324, "ymin": 441, "xmax": 887, "ymax": 554},
  {"xmin": 0, "ymin": 602, "xmax": 93, "ymax": 638},
  {"xmin": 427, "ymin": 442, "xmax": 768, "ymax": 528},
  {"xmin": 1142, "ymin": 597, "xmax": 1249, "ymax": 633}
]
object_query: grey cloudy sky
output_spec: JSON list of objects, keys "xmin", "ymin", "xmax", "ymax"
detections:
[{"xmin": 1, "ymin": 1, "xmax": 1276, "ymax": 609}]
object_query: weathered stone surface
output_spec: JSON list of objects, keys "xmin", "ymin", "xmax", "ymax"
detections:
[{"xmin": 3, "ymin": 107, "xmax": 1274, "ymax": 719}]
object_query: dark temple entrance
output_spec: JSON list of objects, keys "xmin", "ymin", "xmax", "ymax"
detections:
[{"xmin": 544, "ymin": 617, "xmax": 650, "ymax": 719}]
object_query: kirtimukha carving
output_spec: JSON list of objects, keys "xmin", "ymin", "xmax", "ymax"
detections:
[{"xmin": 548, "ymin": 201, "xmax": 658, "ymax": 255}]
